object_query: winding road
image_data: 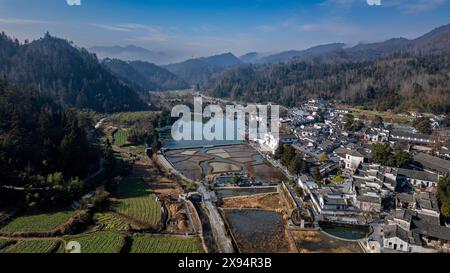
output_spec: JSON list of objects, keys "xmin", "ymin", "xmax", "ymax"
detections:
[{"xmin": 196, "ymin": 182, "xmax": 234, "ymax": 253}]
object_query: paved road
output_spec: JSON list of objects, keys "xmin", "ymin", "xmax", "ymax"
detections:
[
  {"xmin": 94, "ymin": 118, "xmax": 107, "ymax": 129},
  {"xmin": 197, "ymin": 182, "xmax": 234, "ymax": 253}
]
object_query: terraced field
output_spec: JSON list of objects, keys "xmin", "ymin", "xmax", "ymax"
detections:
[
  {"xmin": 65, "ymin": 231, "xmax": 126, "ymax": 253},
  {"xmin": 115, "ymin": 177, "xmax": 161, "ymax": 226},
  {"xmin": 113, "ymin": 129, "xmax": 129, "ymax": 146},
  {"xmin": 130, "ymin": 235, "xmax": 204, "ymax": 253},
  {"xmin": 0, "ymin": 211, "xmax": 75, "ymax": 233},
  {"xmin": 95, "ymin": 213, "xmax": 130, "ymax": 231},
  {"xmin": 3, "ymin": 240, "xmax": 61, "ymax": 253},
  {"xmin": 0, "ymin": 239, "xmax": 14, "ymax": 250}
]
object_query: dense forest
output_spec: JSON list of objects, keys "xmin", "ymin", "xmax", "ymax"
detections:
[
  {"xmin": 205, "ymin": 24, "xmax": 450, "ymax": 114},
  {"xmin": 0, "ymin": 32, "xmax": 148, "ymax": 113},
  {"xmin": 206, "ymin": 52, "xmax": 450, "ymax": 113},
  {"xmin": 0, "ymin": 80, "xmax": 99, "ymax": 208}
]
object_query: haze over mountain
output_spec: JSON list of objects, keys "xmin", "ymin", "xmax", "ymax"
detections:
[
  {"xmin": 302, "ymin": 23, "xmax": 450, "ymax": 63},
  {"xmin": 239, "ymin": 52, "xmax": 269, "ymax": 64},
  {"xmin": 242, "ymin": 43, "xmax": 346, "ymax": 64},
  {"xmin": 90, "ymin": 45, "xmax": 179, "ymax": 65},
  {"xmin": 164, "ymin": 53, "xmax": 242, "ymax": 86},
  {"xmin": 0, "ymin": 32, "xmax": 148, "ymax": 113},
  {"xmin": 102, "ymin": 58, "xmax": 190, "ymax": 91},
  {"xmin": 206, "ymin": 23, "xmax": 450, "ymax": 114}
]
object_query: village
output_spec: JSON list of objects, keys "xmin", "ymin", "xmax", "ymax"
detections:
[{"xmin": 243, "ymin": 98, "xmax": 450, "ymax": 253}]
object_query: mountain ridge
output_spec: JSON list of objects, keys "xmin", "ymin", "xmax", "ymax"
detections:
[
  {"xmin": 205, "ymin": 23, "xmax": 450, "ymax": 114},
  {"xmin": 164, "ymin": 52, "xmax": 242, "ymax": 86},
  {"xmin": 0, "ymin": 32, "xmax": 148, "ymax": 113},
  {"xmin": 90, "ymin": 45, "xmax": 176, "ymax": 65},
  {"xmin": 102, "ymin": 58, "xmax": 190, "ymax": 91}
]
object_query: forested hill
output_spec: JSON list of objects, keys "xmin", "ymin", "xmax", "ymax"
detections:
[
  {"xmin": 102, "ymin": 59, "xmax": 190, "ymax": 91},
  {"xmin": 164, "ymin": 53, "xmax": 242, "ymax": 86},
  {"xmin": 0, "ymin": 80, "xmax": 96, "ymax": 207},
  {"xmin": 206, "ymin": 52, "xmax": 450, "ymax": 113},
  {"xmin": 0, "ymin": 32, "xmax": 148, "ymax": 113},
  {"xmin": 205, "ymin": 24, "xmax": 450, "ymax": 114}
]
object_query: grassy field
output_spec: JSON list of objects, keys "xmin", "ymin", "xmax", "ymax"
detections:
[
  {"xmin": 3, "ymin": 240, "xmax": 61, "ymax": 253},
  {"xmin": 65, "ymin": 231, "xmax": 126, "ymax": 253},
  {"xmin": 115, "ymin": 177, "xmax": 161, "ymax": 226},
  {"xmin": 130, "ymin": 235, "xmax": 204, "ymax": 253},
  {"xmin": 113, "ymin": 129, "xmax": 129, "ymax": 146},
  {"xmin": 128, "ymin": 145, "xmax": 147, "ymax": 158},
  {"xmin": 0, "ymin": 210, "xmax": 75, "ymax": 233},
  {"xmin": 94, "ymin": 213, "xmax": 130, "ymax": 231},
  {"xmin": 345, "ymin": 107, "xmax": 412, "ymax": 124},
  {"xmin": 109, "ymin": 111, "xmax": 155, "ymax": 126}
]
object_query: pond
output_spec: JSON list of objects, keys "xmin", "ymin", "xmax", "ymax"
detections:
[
  {"xmin": 252, "ymin": 154, "xmax": 264, "ymax": 164},
  {"xmin": 319, "ymin": 222, "xmax": 370, "ymax": 240},
  {"xmin": 214, "ymin": 176, "xmax": 237, "ymax": 185},
  {"xmin": 223, "ymin": 209, "xmax": 290, "ymax": 253},
  {"xmin": 161, "ymin": 117, "xmax": 245, "ymax": 149}
]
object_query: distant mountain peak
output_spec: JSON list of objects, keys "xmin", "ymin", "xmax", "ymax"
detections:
[
  {"xmin": 89, "ymin": 45, "xmax": 175, "ymax": 65},
  {"xmin": 163, "ymin": 52, "xmax": 242, "ymax": 85}
]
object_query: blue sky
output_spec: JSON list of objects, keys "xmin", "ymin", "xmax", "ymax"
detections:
[{"xmin": 0, "ymin": 0, "xmax": 449, "ymax": 59}]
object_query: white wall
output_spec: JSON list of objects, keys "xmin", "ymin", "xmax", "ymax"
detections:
[{"xmin": 383, "ymin": 237, "xmax": 409, "ymax": 252}]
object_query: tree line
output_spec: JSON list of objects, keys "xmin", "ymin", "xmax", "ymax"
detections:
[{"xmin": 206, "ymin": 51, "xmax": 450, "ymax": 114}]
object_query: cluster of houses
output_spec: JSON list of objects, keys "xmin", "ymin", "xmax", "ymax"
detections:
[{"xmin": 252, "ymin": 98, "xmax": 450, "ymax": 253}]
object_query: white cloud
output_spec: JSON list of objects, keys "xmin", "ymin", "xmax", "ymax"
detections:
[
  {"xmin": 366, "ymin": 0, "xmax": 382, "ymax": 5},
  {"xmin": 390, "ymin": 0, "xmax": 446, "ymax": 13},
  {"xmin": 284, "ymin": 18, "xmax": 362, "ymax": 37},
  {"xmin": 0, "ymin": 18, "xmax": 46, "ymax": 25},
  {"xmin": 256, "ymin": 25, "xmax": 278, "ymax": 32},
  {"xmin": 323, "ymin": 0, "xmax": 447, "ymax": 12},
  {"xmin": 66, "ymin": 0, "xmax": 81, "ymax": 6},
  {"xmin": 90, "ymin": 23, "xmax": 134, "ymax": 32},
  {"xmin": 91, "ymin": 22, "xmax": 170, "ymax": 42}
]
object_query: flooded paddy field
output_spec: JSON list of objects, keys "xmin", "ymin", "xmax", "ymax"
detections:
[
  {"xmin": 223, "ymin": 209, "xmax": 291, "ymax": 253},
  {"xmin": 164, "ymin": 144, "xmax": 284, "ymax": 182}
]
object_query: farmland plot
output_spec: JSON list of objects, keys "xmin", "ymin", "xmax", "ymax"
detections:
[
  {"xmin": 115, "ymin": 177, "xmax": 161, "ymax": 226},
  {"xmin": 4, "ymin": 240, "xmax": 60, "ymax": 253},
  {"xmin": 0, "ymin": 239, "xmax": 14, "ymax": 250},
  {"xmin": 0, "ymin": 210, "xmax": 75, "ymax": 233},
  {"xmin": 95, "ymin": 213, "xmax": 130, "ymax": 231},
  {"xmin": 130, "ymin": 235, "xmax": 204, "ymax": 253},
  {"xmin": 65, "ymin": 231, "xmax": 125, "ymax": 253},
  {"xmin": 113, "ymin": 129, "xmax": 129, "ymax": 146}
]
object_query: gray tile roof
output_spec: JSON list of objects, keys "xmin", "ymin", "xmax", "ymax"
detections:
[
  {"xmin": 411, "ymin": 220, "xmax": 450, "ymax": 241},
  {"xmin": 396, "ymin": 193, "xmax": 415, "ymax": 204},
  {"xmin": 414, "ymin": 153, "xmax": 450, "ymax": 174},
  {"xmin": 384, "ymin": 225, "xmax": 419, "ymax": 244},
  {"xmin": 391, "ymin": 130, "xmax": 431, "ymax": 141},
  {"xmin": 397, "ymin": 168, "xmax": 439, "ymax": 182},
  {"xmin": 357, "ymin": 195, "xmax": 380, "ymax": 203}
]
